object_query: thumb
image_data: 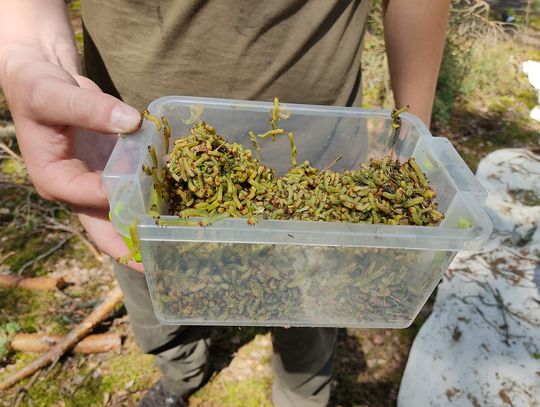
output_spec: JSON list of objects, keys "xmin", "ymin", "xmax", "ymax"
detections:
[{"xmin": 28, "ymin": 76, "xmax": 141, "ymax": 133}]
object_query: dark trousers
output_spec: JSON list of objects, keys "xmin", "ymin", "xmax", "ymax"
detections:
[{"xmin": 114, "ymin": 262, "xmax": 337, "ymax": 406}]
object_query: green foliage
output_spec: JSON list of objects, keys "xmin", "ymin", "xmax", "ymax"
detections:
[
  {"xmin": 433, "ymin": 43, "xmax": 465, "ymax": 124},
  {"xmin": 0, "ymin": 288, "xmax": 62, "ymax": 335},
  {"xmin": 192, "ymin": 334, "xmax": 273, "ymax": 406},
  {"xmin": 363, "ymin": 0, "xmax": 537, "ymax": 136},
  {"xmin": 2, "ymin": 340, "xmax": 158, "ymax": 406},
  {"xmin": 98, "ymin": 351, "xmax": 157, "ymax": 395},
  {"xmin": 23, "ymin": 363, "xmax": 104, "ymax": 406},
  {"xmin": 0, "ymin": 321, "xmax": 21, "ymax": 359},
  {"xmin": 0, "ymin": 132, "xmax": 93, "ymax": 276},
  {"xmin": 65, "ymin": 0, "xmax": 81, "ymax": 12},
  {"xmin": 1, "ymin": 228, "xmax": 54, "ymax": 276},
  {"xmin": 193, "ymin": 378, "xmax": 273, "ymax": 407},
  {"xmin": 433, "ymin": 1, "xmax": 504, "ymax": 124},
  {"xmin": 75, "ymin": 31, "xmax": 84, "ymax": 51},
  {"xmin": 0, "ymin": 158, "xmax": 26, "ymax": 182}
]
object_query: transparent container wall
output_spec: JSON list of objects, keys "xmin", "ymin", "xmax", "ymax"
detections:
[
  {"xmin": 142, "ymin": 241, "xmax": 456, "ymax": 328},
  {"xmin": 102, "ymin": 97, "xmax": 493, "ymax": 327}
]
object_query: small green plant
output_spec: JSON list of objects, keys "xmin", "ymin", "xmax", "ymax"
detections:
[{"xmin": 0, "ymin": 321, "xmax": 21, "ymax": 359}]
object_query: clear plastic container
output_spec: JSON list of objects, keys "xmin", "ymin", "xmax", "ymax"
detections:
[{"xmin": 102, "ymin": 96, "xmax": 492, "ymax": 328}]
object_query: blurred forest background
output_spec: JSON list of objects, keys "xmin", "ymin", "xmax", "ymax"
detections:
[{"xmin": 0, "ymin": 0, "xmax": 539, "ymax": 406}]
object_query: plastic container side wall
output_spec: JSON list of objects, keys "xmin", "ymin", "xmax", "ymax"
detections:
[{"xmin": 140, "ymin": 241, "xmax": 456, "ymax": 327}]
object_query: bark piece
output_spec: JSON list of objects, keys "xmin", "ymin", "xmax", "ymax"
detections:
[
  {"xmin": 11, "ymin": 333, "xmax": 121, "ymax": 354},
  {"xmin": 0, "ymin": 275, "xmax": 66, "ymax": 291}
]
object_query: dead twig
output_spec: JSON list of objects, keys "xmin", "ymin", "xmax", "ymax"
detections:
[
  {"xmin": 45, "ymin": 221, "xmax": 104, "ymax": 263},
  {"xmin": 502, "ymin": 247, "xmax": 538, "ymax": 262},
  {"xmin": 0, "ymin": 141, "xmax": 22, "ymax": 161},
  {"xmin": 0, "ymin": 284, "xmax": 124, "ymax": 390},
  {"xmin": 0, "ymin": 250, "xmax": 15, "ymax": 263},
  {"xmin": 17, "ymin": 236, "xmax": 72, "ymax": 275},
  {"xmin": 451, "ymin": 277, "xmax": 534, "ymax": 346},
  {"xmin": 322, "ymin": 156, "xmax": 342, "ymax": 172},
  {"xmin": 451, "ymin": 293, "xmax": 516, "ymax": 346}
]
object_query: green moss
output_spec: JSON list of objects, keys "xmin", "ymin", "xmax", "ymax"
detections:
[
  {"xmin": 66, "ymin": 0, "xmax": 81, "ymax": 13},
  {"xmin": 0, "ymin": 352, "xmax": 37, "ymax": 390},
  {"xmin": 20, "ymin": 314, "xmax": 38, "ymax": 333},
  {"xmin": 25, "ymin": 364, "xmax": 75, "ymax": 406},
  {"xmin": 21, "ymin": 363, "xmax": 104, "ymax": 407},
  {"xmin": 69, "ymin": 376, "xmax": 104, "ymax": 407},
  {"xmin": 99, "ymin": 351, "xmax": 157, "ymax": 395},
  {"xmin": 52, "ymin": 315, "xmax": 73, "ymax": 335},
  {"xmin": 0, "ymin": 184, "xmax": 80, "ymax": 277},
  {"xmin": 489, "ymin": 96, "xmax": 521, "ymax": 115},
  {"xmin": 3, "ymin": 343, "xmax": 158, "ymax": 406},
  {"xmin": 529, "ymin": 14, "xmax": 540, "ymax": 30},
  {"xmin": 194, "ymin": 377, "xmax": 273, "ymax": 407},
  {"xmin": 0, "ymin": 288, "xmax": 70, "ymax": 337},
  {"xmin": 75, "ymin": 31, "xmax": 84, "ymax": 52},
  {"xmin": 0, "ymin": 322, "xmax": 21, "ymax": 360},
  {"xmin": 190, "ymin": 333, "xmax": 272, "ymax": 406},
  {"xmin": 3, "ymin": 233, "xmax": 48, "ymax": 275},
  {"xmin": 433, "ymin": 40, "xmax": 466, "ymax": 124},
  {"xmin": 0, "ymin": 190, "xmax": 95, "ymax": 278},
  {"xmin": 526, "ymin": 48, "xmax": 540, "ymax": 61},
  {"xmin": 0, "ymin": 289, "xmax": 55, "ymax": 321},
  {"xmin": 517, "ymin": 89, "xmax": 538, "ymax": 111},
  {"xmin": 0, "ymin": 158, "xmax": 26, "ymax": 183}
]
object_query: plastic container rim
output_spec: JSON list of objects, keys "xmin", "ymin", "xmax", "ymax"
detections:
[{"xmin": 106, "ymin": 96, "xmax": 493, "ymax": 251}]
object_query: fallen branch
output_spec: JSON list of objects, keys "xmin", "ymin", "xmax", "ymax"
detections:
[
  {"xmin": 11, "ymin": 333, "xmax": 121, "ymax": 354},
  {"xmin": 0, "ymin": 284, "xmax": 123, "ymax": 390},
  {"xmin": 0, "ymin": 275, "xmax": 66, "ymax": 291}
]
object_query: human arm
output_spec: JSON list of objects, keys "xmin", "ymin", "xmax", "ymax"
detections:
[
  {"xmin": 0, "ymin": 0, "xmax": 143, "ymax": 270},
  {"xmin": 383, "ymin": 0, "xmax": 451, "ymax": 126}
]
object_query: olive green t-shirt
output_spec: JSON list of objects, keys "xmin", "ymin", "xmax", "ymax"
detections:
[{"xmin": 82, "ymin": 0, "xmax": 370, "ymax": 111}]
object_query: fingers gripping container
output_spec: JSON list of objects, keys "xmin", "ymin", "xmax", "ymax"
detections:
[{"xmin": 102, "ymin": 97, "xmax": 492, "ymax": 328}]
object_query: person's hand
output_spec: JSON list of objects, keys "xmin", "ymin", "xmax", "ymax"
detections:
[
  {"xmin": 1, "ymin": 49, "xmax": 144, "ymax": 271},
  {"xmin": 73, "ymin": 127, "xmax": 145, "ymax": 273}
]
